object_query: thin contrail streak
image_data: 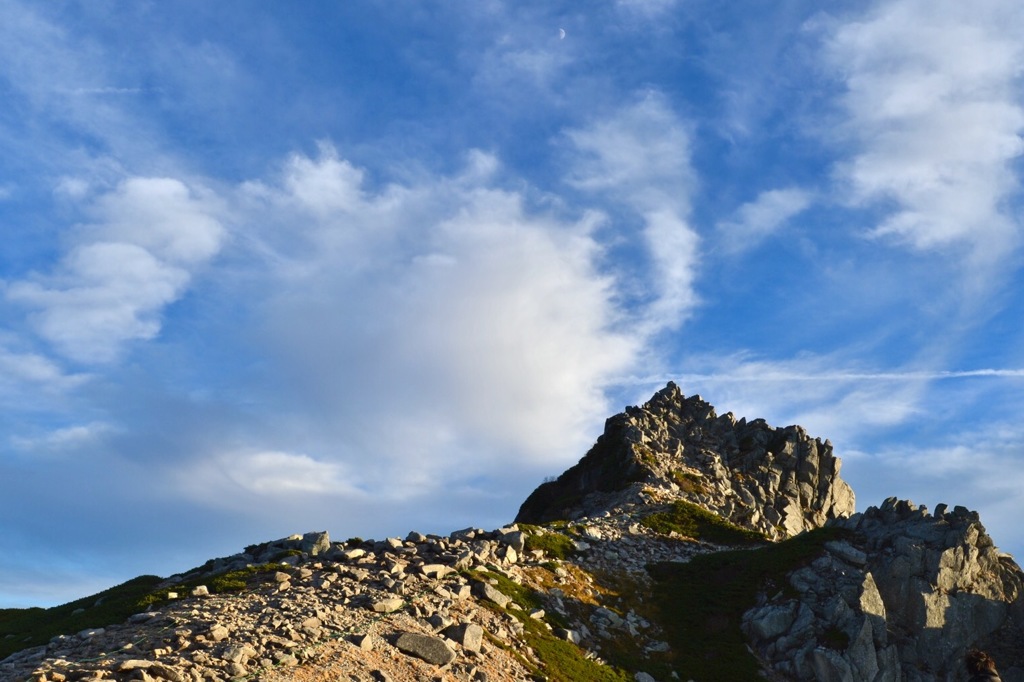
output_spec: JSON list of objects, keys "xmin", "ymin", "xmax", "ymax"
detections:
[{"xmin": 625, "ymin": 369, "xmax": 1024, "ymax": 385}]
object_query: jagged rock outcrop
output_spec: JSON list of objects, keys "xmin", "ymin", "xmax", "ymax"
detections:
[
  {"xmin": 744, "ymin": 498, "xmax": 1024, "ymax": 681},
  {"xmin": 517, "ymin": 382, "xmax": 855, "ymax": 540}
]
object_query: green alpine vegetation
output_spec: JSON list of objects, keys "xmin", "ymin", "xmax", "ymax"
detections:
[{"xmin": 641, "ymin": 499, "xmax": 769, "ymax": 546}]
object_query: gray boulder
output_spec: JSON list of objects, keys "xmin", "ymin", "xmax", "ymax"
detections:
[
  {"xmin": 394, "ymin": 632, "xmax": 456, "ymax": 666},
  {"xmin": 445, "ymin": 622, "xmax": 484, "ymax": 652},
  {"xmin": 472, "ymin": 581, "xmax": 511, "ymax": 608}
]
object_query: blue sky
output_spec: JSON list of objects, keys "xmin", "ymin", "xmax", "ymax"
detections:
[{"xmin": 2, "ymin": 0, "xmax": 1024, "ymax": 608}]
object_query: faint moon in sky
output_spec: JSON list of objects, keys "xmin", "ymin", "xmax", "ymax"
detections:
[{"xmin": 559, "ymin": 28, "xmax": 566, "ymax": 39}]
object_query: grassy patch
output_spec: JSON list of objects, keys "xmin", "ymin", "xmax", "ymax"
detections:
[
  {"xmin": 515, "ymin": 612, "xmax": 633, "ymax": 682},
  {"xmin": 474, "ymin": 570, "xmax": 545, "ymax": 612},
  {"xmin": 523, "ymin": 519, "xmax": 575, "ymax": 532},
  {"xmin": 524, "ymin": 532, "xmax": 576, "ymax": 560},
  {"xmin": 476, "ymin": 569, "xmax": 633, "ymax": 682},
  {"xmin": 641, "ymin": 500, "xmax": 767, "ymax": 546},
  {"xmin": 138, "ymin": 564, "xmax": 282, "ymax": 609},
  {"xmin": 646, "ymin": 526, "xmax": 851, "ymax": 681},
  {"xmin": 636, "ymin": 445, "xmax": 659, "ymax": 468},
  {"xmin": 207, "ymin": 571, "xmax": 250, "ymax": 594},
  {"xmin": 516, "ymin": 564, "xmax": 601, "ymax": 612},
  {"xmin": 669, "ymin": 470, "xmax": 707, "ymax": 494}
]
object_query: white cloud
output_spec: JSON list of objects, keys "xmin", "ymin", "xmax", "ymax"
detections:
[
  {"xmin": 283, "ymin": 144, "xmax": 366, "ymax": 218},
  {"xmin": 488, "ymin": 41, "xmax": 569, "ymax": 89},
  {"xmin": 8, "ymin": 243, "xmax": 189, "ymax": 363},
  {"xmin": 5, "ymin": 177, "xmax": 225, "ymax": 364},
  {"xmin": 0, "ymin": 343, "xmax": 79, "ymax": 387},
  {"xmin": 565, "ymin": 94, "xmax": 692, "ymax": 212},
  {"xmin": 565, "ymin": 94, "xmax": 700, "ymax": 332},
  {"xmin": 640, "ymin": 208, "xmax": 700, "ymax": 326},
  {"xmin": 1, "ymin": 142, "xmax": 643, "ymax": 509},
  {"xmin": 219, "ymin": 146, "xmax": 642, "ymax": 496},
  {"xmin": 55, "ymin": 177, "xmax": 90, "ymax": 200},
  {"xmin": 395, "ymin": 190, "xmax": 637, "ymax": 456},
  {"xmin": 182, "ymin": 450, "xmax": 359, "ymax": 500},
  {"xmin": 716, "ymin": 187, "xmax": 813, "ymax": 253},
  {"xmin": 824, "ymin": 0, "xmax": 1024, "ymax": 257},
  {"xmin": 0, "ymin": 341, "xmax": 89, "ymax": 403},
  {"xmin": 10, "ymin": 422, "xmax": 113, "ymax": 453},
  {"xmin": 88, "ymin": 178, "xmax": 226, "ymax": 264}
]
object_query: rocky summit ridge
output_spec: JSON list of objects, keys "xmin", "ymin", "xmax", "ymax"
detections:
[
  {"xmin": 2, "ymin": 383, "xmax": 1023, "ymax": 682},
  {"xmin": 515, "ymin": 382, "xmax": 855, "ymax": 539}
]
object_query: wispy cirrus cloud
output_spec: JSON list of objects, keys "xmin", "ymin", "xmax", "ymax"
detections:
[
  {"xmin": 615, "ymin": 0, "xmax": 680, "ymax": 19},
  {"xmin": 0, "ymin": 2, "xmax": 165, "ymax": 177},
  {"xmin": 10, "ymin": 422, "xmax": 114, "ymax": 454},
  {"xmin": 716, "ymin": 187, "xmax": 814, "ymax": 254},
  {"xmin": 630, "ymin": 352, "xmax": 1022, "ymax": 440},
  {"xmin": 673, "ymin": 367, "xmax": 1024, "ymax": 383},
  {"xmin": 629, "ymin": 353, "xmax": 928, "ymax": 441},
  {"xmin": 632, "ymin": 353, "xmax": 1024, "ymax": 524},
  {"xmin": 0, "ymin": 341, "xmax": 89, "ymax": 404},
  {"xmin": 564, "ymin": 93, "xmax": 700, "ymax": 333},
  {"xmin": 822, "ymin": 0, "xmax": 1024, "ymax": 260}
]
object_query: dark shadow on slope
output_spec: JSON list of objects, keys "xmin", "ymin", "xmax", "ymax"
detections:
[
  {"xmin": 0, "ymin": 575, "xmax": 164, "ymax": 661},
  {"xmin": 645, "ymin": 527, "xmax": 851, "ymax": 682}
]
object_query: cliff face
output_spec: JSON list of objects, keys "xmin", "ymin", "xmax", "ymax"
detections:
[
  {"xmin": 745, "ymin": 498, "xmax": 1024, "ymax": 681},
  {"xmin": 517, "ymin": 382, "xmax": 855, "ymax": 540}
]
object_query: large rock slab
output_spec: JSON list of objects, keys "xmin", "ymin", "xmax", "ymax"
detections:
[{"xmin": 393, "ymin": 632, "xmax": 456, "ymax": 666}]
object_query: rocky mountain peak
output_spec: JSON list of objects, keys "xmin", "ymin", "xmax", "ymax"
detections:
[
  {"xmin": 5, "ymin": 383, "xmax": 1022, "ymax": 682},
  {"xmin": 516, "ymin": 382, "xmax": 855, "ymax": 540}
]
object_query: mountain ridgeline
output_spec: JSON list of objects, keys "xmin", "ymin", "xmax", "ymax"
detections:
[{"xmin": 3, "ymin": 383, "xmax": 1023, "ymax": 682}]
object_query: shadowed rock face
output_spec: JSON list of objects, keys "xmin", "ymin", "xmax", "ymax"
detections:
[
  {"xmin": 744, "ymin": 498, "xmax": 1024, "ymax": 682},
  {"xmin": 516, "ymin": 382, "xmax": 855, "ymax": 539}
]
